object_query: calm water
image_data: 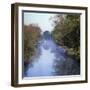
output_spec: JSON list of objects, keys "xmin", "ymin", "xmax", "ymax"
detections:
[{"xmin": 24, "ymin": 35, "xmax": 80, "ymax": 77}]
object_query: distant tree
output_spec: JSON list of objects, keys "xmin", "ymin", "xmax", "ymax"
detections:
[{"xmin": 43, "ymin": 31, "xmax": 51, "ymax": 39}]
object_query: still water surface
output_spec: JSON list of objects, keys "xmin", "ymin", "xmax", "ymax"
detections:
[{"xmin": 25, "ymin": 36, "xmax": 80, "ymax": 77}]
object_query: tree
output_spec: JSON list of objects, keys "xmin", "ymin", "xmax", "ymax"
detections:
[
  {"xmin": 24, "ymin": 24, "xmax": 41, "ymax": 64},
  {"xmin": 51, "ymin": 14, "xmax": 80, "ymax": 61}
]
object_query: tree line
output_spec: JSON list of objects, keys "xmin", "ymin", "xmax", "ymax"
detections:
[
  {"xmin": 24, "ymin": 24, "xmax": 41, "ymax": 65},
  {"xmin": 51, "ymin": 14, "xmax": 80, "ymax": 62}
]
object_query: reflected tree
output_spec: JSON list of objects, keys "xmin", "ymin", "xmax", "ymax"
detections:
[{"xmin": 53, "ymin": 55, "xmax": 80, "ymax": 75}]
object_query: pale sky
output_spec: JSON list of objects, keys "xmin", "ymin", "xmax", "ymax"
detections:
[{"xmin": 24, "ymin": 12, "xmax": 56, "ymax": 33}]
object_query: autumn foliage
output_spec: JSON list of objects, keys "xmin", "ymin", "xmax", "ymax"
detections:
[{"xmin": 24, "ymin": 24, "xmax": 41, "ymax": 64}]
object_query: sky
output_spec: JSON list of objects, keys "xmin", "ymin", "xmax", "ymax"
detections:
[{"xmin": 24, "ymin": 12, "xmax": 57, "ymax": 33}]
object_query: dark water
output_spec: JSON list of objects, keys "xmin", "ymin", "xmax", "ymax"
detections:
[{"xmin": 24, "ymin": 34, "xmax": 80, "ymax": 77}]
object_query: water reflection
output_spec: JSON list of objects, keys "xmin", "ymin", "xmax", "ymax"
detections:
[
  {"xmin": 53, "ymin": 56, "xmax": 80, "ymax": 75},
  {"xmin": 24, "ymin": 34, "xmax": 80, "ymax": 77}
]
